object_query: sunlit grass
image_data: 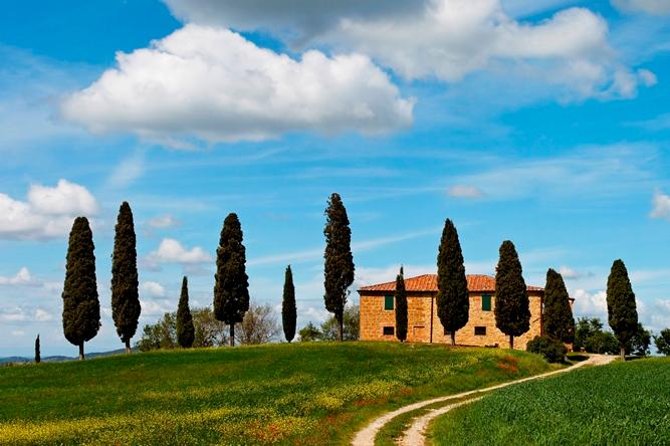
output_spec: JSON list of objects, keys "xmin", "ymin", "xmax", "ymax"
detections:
[
  {"xmin": 0, "ymin": 342, "xmax": 553, "ymax": 445},
  {"xmin": 429, "ymin": 357, "xmax": 670, "ymax": 446}
]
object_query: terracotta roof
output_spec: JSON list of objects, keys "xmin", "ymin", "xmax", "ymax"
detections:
[{"xmin": 358, "ymin": 274, "xmax": 543, "ymax": 293}]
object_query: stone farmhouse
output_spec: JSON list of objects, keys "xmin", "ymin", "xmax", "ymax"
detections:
[{"xmin": 358, "ymin": 274, "xmax": 545, "ymax": 350}]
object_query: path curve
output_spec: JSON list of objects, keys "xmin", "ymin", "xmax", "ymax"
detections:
[{"xmin": 351, "ymin": 354, "xmax": 615, "ymax": 446}]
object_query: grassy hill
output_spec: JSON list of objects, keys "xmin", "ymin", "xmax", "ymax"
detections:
[
  {"xmin": 429, "ymin": 357, "xmax": 670, "ymax": 445},
  {"xmin": 0, "ymin": 342, "xmax": 553, "ymax": 445}
]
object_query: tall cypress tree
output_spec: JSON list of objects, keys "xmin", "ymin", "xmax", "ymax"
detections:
[
  {"xmin": 111, "ymin": 201, "xmax": 141, "ymax": 353},
  {"xmin": 436, "ymin": 219, "xmax": 469, "ymax": 346},
  {"xmin": 282, "ymin": 265, "xmax": 297, "ymax": 343},
  {"xmin": 176, "ymin": 276, "xmax": 195, "ymax": 348},
  {"xmin": 213, "ymin": 213, "xmax": 250, "ymax": 346},
  {"xmin": 395, "ymin": 266, "xmax": 408, "ymax": 342},
  {"xmin": 324, "ymin": 193, "xmax": 355, "ymax": 342},
  {"xmin": 606, "ymin": 259, "xmax": 639, "ymax": 361},
  {"xmin": 543, "ymin": 268, "xmax": 575, "ymax": 343},
  {"xmin": 494, "ymin": 240, "xmax": 530, "ymax": 349},
  {"xmin": 35, "ymin": 334, "xmax": 40, "ymax": 364},
  {"xmin": 62, "ymin": 217, "xmax": 100, "ymax": 360}
]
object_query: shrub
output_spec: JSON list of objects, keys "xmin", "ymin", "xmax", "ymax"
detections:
[
  {"xmin": 526, "ymin": 335, "xmax": 567, "ymax": 363},
  {"xmin": 654, "ymin": 328, "xmax": 670, "ymax": 356}
]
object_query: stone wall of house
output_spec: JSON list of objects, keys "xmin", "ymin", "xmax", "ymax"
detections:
[{"xmin": 359, "ymin": 291, "xmax": 543, "ymax": 350}]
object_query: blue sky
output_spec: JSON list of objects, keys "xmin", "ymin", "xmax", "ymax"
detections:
[{"xmin": 1, "ymin": 0, "xmax": 670, "ymax": 357}]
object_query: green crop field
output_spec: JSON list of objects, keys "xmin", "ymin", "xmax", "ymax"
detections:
[
  {"xmin": 429, "ymin": 357, "xmax": 670, "ymax": 446},
  {"xmin": 0, "ymin": 342, "xmax": 553, "ymax": 445}
]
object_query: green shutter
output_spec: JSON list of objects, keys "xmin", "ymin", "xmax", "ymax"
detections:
[
  {"xmin": 384, "ymin": 295, "xmax": 394, "ymax": 310},
  {"xmin": 482, "ymin": 294, "xmax": 492, "ymax": 311}
]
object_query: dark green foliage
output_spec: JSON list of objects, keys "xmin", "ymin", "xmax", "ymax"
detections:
[
  {"xmin": 282, "ymin": 265, "xmax": 297, "ymax": 343},
  {"xmin": 395, "ymin": 267, "xmax": 408, "ymax": 342},
  {"xmin": 34, "ymin": 335, "xmax": 40, "ymax": 364},
  {"xmin": 111, "ymin": 202, "xmax": 141, "ymax": 353},
  {"xmin": 137, "ymin": 307, "xmax": 228, "ymax": 351},
  {"xmin": 323, "ymin": 193, "xmax": 355, "ymax": 341},
  {"xmin": 494, "ymin": 240, "xmax": 530, "ymax": 349},
  {"xmin": 319, "ymin": 305, "xmax": 360, "ymax": 341},
  {"xmin": 213, "ymin": 213, "xmax": 249, "ymax": 346},
  {"xmin": 436, "ymin": 219, "xmax": 469, "ymax": 346},
  {"xmin": 62, "ymin": 217, "xmax": 100, "ymax": 360},
  {"xmin": 526, "ymin": 335, "xmax": 567, "ymax": 363},
  {"xmin": 298, "ymin": 322, "xmax": 322, "ymax": 342},
  {"xmin": 542, "ymin": 268, "xmax": 575, "ymax": 343},
  {"xmin": 654, "ymin": 328, "xmax": 670, "ymax": 356},
  {"xmin": 627, "ymin": 323, "xmax": 651, "ymax": 356},
  {"xmin": 176, "ymin": 277, "xmax": 195, "ymax": 348},
  {"xmin": 606, "ymin": 259, "xmax": 639, "ymax": 360},
  {"xmin": 573, "ymin": 317, "xmax": 619, "ymax": 354}
]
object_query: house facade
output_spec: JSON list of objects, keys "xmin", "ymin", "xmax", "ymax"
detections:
[{"xmin": 358, "ymin": 274, "xmax": 545, "ymax": 350}]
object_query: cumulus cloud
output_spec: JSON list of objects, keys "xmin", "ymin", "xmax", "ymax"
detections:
[
  {"xmin": 612, "ymin": 0, "xmax": 670, "ymax": 15},
  {"xmin": 146, "ymin": 238, "xmax": 212, "ymax": 266},
  {"xmin": 650, "ymin": 189, "xmax": 670, "ymax": 220},
  {"xmin": 61, "ymin": 25, "xmax": 414, "ymax": 144},
  {"xmin": 0, "ymin": 306, "xmax": 54, "ymax": 323},
  {"xmin": 0, "ymin": 180, "xmax": 98, "ymax": 240},
  {"xmin": 163, "ymin": 0, "xmax": 653, "ymax": 101},
  {"xmin": 0, "ymin": 268, "xmax": 40, "ymax": 286},
  {"xmin": 572, "ymin": 289, "xmax": 608, "ymax": 319},
  {"xmin": 447, "ymin": 185, "xmax": 485, "ymax": 199},
  {"xmin": 141, "ymin": 281, "xmax": 166, "ymax": 298}
]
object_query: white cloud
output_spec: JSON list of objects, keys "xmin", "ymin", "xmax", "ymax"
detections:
[
  {"xmin": 650, "ymin": 189, "xmax": 670, "ymax": 220},
  {"xmin": 10, "ymin": 330, "xmax": 25, "ymax": 337},
  {"xmin": 141, "ymin": 281, "xmax": 166, "ymax": 298},
  {"xmin": 34, "ymin": 308, "xmax": 53, "ymax": 322},
  {"xmin": 0, "ymin": 307, "xmax": 54, "ymax": 323},
  {"xmin": 61, "ymin": 25, "xmax": 414, "ymax": 145},
  {"xmin": 146, "ymin": 214, "xmax": 180, "ymax": 230},
  {"xmin": 165, "ymin": 1, "xmax": 653, "ymax": 101},
  {"xmin": 27, "ymin": 179, "xmax": 98, "ymax": 216},
  {"xmin": 612, "ymin": 0, "xmax": 670, "ymax": 15},
  {"xmin": 0, "ymin": 268, "xmax": 40, "ymax": 286},
  {"xmin": 0, "ymin": 180, "xmax": 98, "ymax": 240},
  {"xmin": 146, "ymin": 238, "xmax": 212, "ymax": 266},
  {"xmin": 447, "ymin": 185, "xmax": 485, "ymax": 199},
  {"xmin": 572, "ymin": 289, "xmax": 608, "ymax": 319},
  {"xmin": 139, "ymin": 299, "xmax": 174, "ymax": 317},
  {"xmin": 558, "ymin": 266, "xmax": 584, "ymax": 280}
]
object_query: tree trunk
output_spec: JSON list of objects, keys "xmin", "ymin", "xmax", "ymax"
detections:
[
  {"xmin": 620, "ymin": 346, "xmax": 626, "ymax": 361},
  {"xmin": 338, "ymin": 317, "xmax": 344, "ymax": 342},
  {"xmin": 125, "ymin": 339, "xmax": 131, "ymax": 354},
  {"xmin": 509, "ymin": 335, "xmax": 514, "ymax": 350},
  {"xmin": 230, "ymin": 324, "xmax": 235, "ymax": 347},
  {"xmin": 450, "ymin": 332, "xmax": 456, "ymax": 346},
  {"xmin": 78, "ymin": 343, "xmax": 85, "ymax": 361}
]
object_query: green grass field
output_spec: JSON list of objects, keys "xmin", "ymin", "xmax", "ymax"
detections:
[
  {"xmin": 429, "ymin": 357, "xmax": 670, "ymax": 446},
  {"xmin": 0, "ymin": 342, "xmax": 553, "ymax": 445}
]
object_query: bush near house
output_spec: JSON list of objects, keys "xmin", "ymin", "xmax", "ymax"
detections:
[{"xmin": 526, "ymin": 335, "xmax": 567, "ymax": 363}]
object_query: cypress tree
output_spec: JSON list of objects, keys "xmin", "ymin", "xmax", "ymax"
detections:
[
  {"xmin": 323, "ymin": 193, "xmax": 355, "ymax": 342},
  {"xmin": 606, "ymin": 259, "xmax": 639, "ymax": 361},
  {"xmin": 543, "ymin": 268, "xmax": 575, "ymax": 343},
  {"xmin": 176, "ymin": 276, "xmax": 195, "ymax": 348},
  {"xmin": 282, "ymin": 265, "xmax": 297, "ymax": 343},
  {"xmin": 62, "ymin": 216, "xmax": 100, "ymax": 360},
  {"xmin": 436, "ymin": 219, "xmax": 469, "ymax": 346},
  {"xmin": 111, "ymin": 201, "xmax": 141, "ymax": 353},
  {"xmin": 395, "ymin": 266, "xmax": 408, "ymax": 342},
  {"xmin": 494, "ymin": 240, "xmax": 530, "ymax": 349},
  {"xmin": 35, "ymin": 334, "xmax": 40, "ymax": 364},
  {"xmin": 213, "ymin": 213, "xmax": 250, "ymax": 346}
]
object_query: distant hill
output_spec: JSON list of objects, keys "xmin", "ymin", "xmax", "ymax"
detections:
[{"xmin": 0, "ymin": 348, "xmax": 128, "ymax": 365}]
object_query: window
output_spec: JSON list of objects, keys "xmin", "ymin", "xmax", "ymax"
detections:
[
  {"xmin": 383, "ymin": 326, "xmax": 395, "ymax": 336},
  {"xmin": 384, "ymin": 295, "xmax": 394, "ymax": 310},
  {"xmin": 474, "ymin": 326, "xmax": 487, "ymax": 336},
  {"xmin": 482, "ymin": 294, "xmax": 492, "ymax": 312}
]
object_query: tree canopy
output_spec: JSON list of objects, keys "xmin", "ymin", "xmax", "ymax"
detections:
[
  {"xmin": 606, "ymin": 259, "xmax": 639, "ymax": 360},
  {"xmin": 494, "ymin": 240, "xmax": 530, "ymax": 349}
]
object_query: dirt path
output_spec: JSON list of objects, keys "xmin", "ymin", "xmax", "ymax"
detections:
[{"xmin": 351, "ymin": 355, "xmax": 616, "ymax": 446}]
